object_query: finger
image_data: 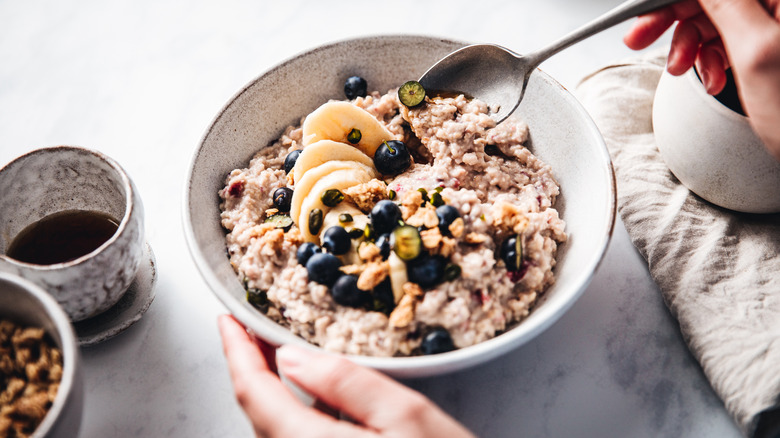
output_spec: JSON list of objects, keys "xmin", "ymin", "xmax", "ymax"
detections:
[
  {"xmin": 217, "ymin": 316, "xmax": 339, "ymax": 437},
  {"xmin": 624, "ymin": 10, "xmax": 676, "ymax": 50},
  {"xmin": 769, "ymin": 0, "xmax": 780, "ymax": 21},
  {"xmin": 668, "ymin": 18, "xmax": 703, "ymax": 75},
  {"xmin": 683, "ymin": 11, "xmax": 722, "ymax": 45},
  {"xmin": 696, "ymin": 40, "xmax": 728, "ymax": 94},
  {"xmin": 700, "ymin": 0, "xmax": 779, "ymax": 40},
  {"xmin": 276, "ymin": 345, "xmax": 395, "ymax": 426},
  {"xmin": 250, "ymin": 331, "xmax": 278, "ymax": 375},
  {"xmin": 624, "ymin": 0, "xmax": 703, "ymax": 49},
  {"xmin": 277, "ymin": 345, "xmax": 471, "ymax": 436},
  {"xmin": 312, "ymin": 398, "xmax": 341, "ymax": 419},
  {"xmin": 277, "ymin": 345, "xmax": 424, "ymax": 428}
]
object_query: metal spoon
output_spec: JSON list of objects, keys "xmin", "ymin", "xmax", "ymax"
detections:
[{"xmin": 419, "ymin": 0, "xmax": 681, "ymax": 123}]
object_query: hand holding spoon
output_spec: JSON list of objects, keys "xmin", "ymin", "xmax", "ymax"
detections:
[{"xmin": 418, "ymin": 0, "xmax": 681, "ymax": 123}]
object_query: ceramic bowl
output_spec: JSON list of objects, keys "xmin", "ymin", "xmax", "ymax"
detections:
[
  {"xmin": 184, "ymin": 35, "xmax": 616, "ymax": 378},
  {"xmin": 0, "ymin": 146, "xmax": 145, "ymax": 321},
  {"xmin": 653, "ymin": 68, "xmax": 780, "ymax": 214},
  {"xmin": 0, "ymin": 272, "xmax": 84, "ymax": 437}
]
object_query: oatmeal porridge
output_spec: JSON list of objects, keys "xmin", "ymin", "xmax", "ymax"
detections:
[{"xmin": 219, "ymin": 79, "xmax": 566, "ymax": 357}]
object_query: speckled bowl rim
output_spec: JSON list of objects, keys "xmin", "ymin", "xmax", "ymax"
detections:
[
  {"xmin": 0, "ymin": 272, "xmax": 79, "ymax": 437},
  {"xmin": 183, "ymin": 34, "xmax": 616, "ymax": 377},
  {"xmin": 0, "ymin": 145, "xmax": 137, "ymax": 270}
]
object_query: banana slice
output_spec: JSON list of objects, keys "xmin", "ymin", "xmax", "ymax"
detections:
[
  {"xmin": 321, "ymin": 205, "xmax": 369, "ymax": 266},
  {"xmin": 298, "ymin": 168, "xmax": 373, "ymax": 242},
  {"xmin": 301, "ymin": 101, "xmax": 395, "ymax": 157},
  {"xmin": 290, "ymin": 160, "xmax": 375, "ymax": 224},
  {"xmin": 387, "ymin": 252, "xmax": 408, "ymax": 303},
  {"xmin": 291, "ymin": 140, "xmax": 376, "ymax": 185},
  {"xmin": 321, "ymin": 203, "xmax": 369, "ymax": 235}
]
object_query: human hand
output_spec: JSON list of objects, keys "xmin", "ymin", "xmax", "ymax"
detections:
[
  {"xmin": 624, "ymin": 0, "xmax": 780, "ymax": 160},
  {"xmin": 217, "ymin": 315, "xmax": 476, "ymax": 438}
]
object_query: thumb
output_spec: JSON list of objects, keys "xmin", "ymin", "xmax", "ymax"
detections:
[
  {"xmin": 699, "ymin": 0, "xmax": 777, "ymax": 44},
  {"xmin": 276, "ymin": 345, "xmax": 417, "ymax": 429},
  {"xmin": 276, "ymin": 345, "xmax": 474, "ymax": 437}
]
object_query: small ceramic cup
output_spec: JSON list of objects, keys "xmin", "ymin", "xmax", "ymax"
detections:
[
  {"xmin": 0, "ymin": 146, "xmax": 145, "ymax": 321},
  {"xmin": 0, "ymin": 272, "xmax": 84, "ymax": 437},
  {"xmin": 653, "ymin": 68, "xmax": 780, "ymax": 214}
]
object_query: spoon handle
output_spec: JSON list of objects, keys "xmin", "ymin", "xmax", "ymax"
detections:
[{"xmin": 524, "ymin": 0, "xmax": 681, "ymax": 70}]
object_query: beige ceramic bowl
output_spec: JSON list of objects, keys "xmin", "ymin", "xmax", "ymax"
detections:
[
  {"xmin": 0, "ymin": 272, "xmax": 84, "ymax": 437},
  {"xmin": 653, "ymin": 69, "xmax": 780, "ymax": 214},
  {"xmin": 184, "ymin": 35, "xmax": 616, "ymax": 378}
]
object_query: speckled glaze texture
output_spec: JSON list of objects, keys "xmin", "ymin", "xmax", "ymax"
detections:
[
  {"xmin": 183, "ymin": 35, "xmax": 616, "ymax": 378},
  {"xmin": 653, "ymin": 69, "xmax": 780, "ymax": 214},
  {"xmin": 74, "ymin": 242, "xmax": 157, "ymax": 346},
  {"xmin": 0, "ymin": 146, "xmax": 145, "ymax": 321},
  {"xmin": 0, "ymin": 272, "xmax": 84, "ymax": 438}
]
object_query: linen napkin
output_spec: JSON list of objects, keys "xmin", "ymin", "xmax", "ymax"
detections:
[{"xmin": 574, "ymin": 52, "xmax": 780, "ymax": 438}]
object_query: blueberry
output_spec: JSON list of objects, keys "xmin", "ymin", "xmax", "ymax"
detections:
[
  {"xmin": 420, "ymin": 328, "xmax": 456, "ymax": 355},
  {"xmin": 407, "ymin": 255, "xmax": 445, "ymax": 288},
  {"xmin": 371, "ymin": 278, "xmax": 395, "ymax": 315},
  {"xmin": 296, "ymin": 242, "xmax": 321, "ymax": 266},
  {"xmin": 370, "ymin": 200, "xmax": 401, "ymax": 235},
  {"xmin": 436, "ymin": 205, "xmax": 460, "ymax": 235},
  {"xmin": 284, "ymin": 150, "xmax": 301, "ymax": 174},
  {"xmin": 373, "ymin": 140, "xmax": 411, "ymax": 176},
  {"xmin": 305, "ymin": 253, "xmax": 342, "ymax": 286},
  {"xmin": 344, "ymin": 76, "xmax": 368, "ymax": 100},
  {"xmin": 331, "ymin": 274, "xmax": 369, "ymax": 308},
  {"xmin": 499, "ymin": 235, "xmax": 523, "ymax": 271},
  {"xmin": 273, "ymin": 187, "xmax": 293, "ymax": 212},
  {"xmin": 322, "ymin": 226, "xmax": 351, "ymax": 255},
  {"xmin": 374, "ymin": 233, "xmax": 391, "ymax": 260}
]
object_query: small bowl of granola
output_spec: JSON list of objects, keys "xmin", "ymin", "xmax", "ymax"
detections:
[
  {"xmin": 184, "ymin": 35, "xmax": 616, "ymax": 377},
  {"xmin": 0, "ymin": 272, "xmax": 83, "ymax": 437}
]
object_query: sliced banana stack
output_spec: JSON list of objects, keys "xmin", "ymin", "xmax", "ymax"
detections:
[
  {"xmin": 301, "ymin": 101, "xmax": 395, "ymax": 157},
  {"xmin": 290, "ymin": 160, "xmax": 376, "ymax": 225},
  {"xmin": 320, "ymin": 203, "xmax": 368, "ymax": 235},
  {"xmin": 321, "ymin": 204, "xmax": 369, "ymax": 266},
  {"xmin": 296, "ymin": 166, "xmax": 374, "ymax": 242},
  {"xmin": 290, "ymin": 139, "xmax": 375, "ymax": 185},
  {"xmin": 292, "ymin": 100, "xmax": 408, "ymax": 302}
]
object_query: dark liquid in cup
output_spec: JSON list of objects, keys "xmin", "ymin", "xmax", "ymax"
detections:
[{"xmin": 6, "ymin": 210, "xmax": 119, "ymax": 265}]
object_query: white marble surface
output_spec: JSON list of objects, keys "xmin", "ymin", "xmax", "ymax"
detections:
[{"xmin": 0, "ymin": 1, "xmax": 743, "ymax": 437}]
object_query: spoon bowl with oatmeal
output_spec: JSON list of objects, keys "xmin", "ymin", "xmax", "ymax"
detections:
[{"xmin": 419, "ymin": 0, "xmax": 682, "ymax": 123}]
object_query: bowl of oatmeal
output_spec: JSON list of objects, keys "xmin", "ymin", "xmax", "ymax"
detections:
[{"xmin": 184, "ymin": 35, "xmax": 615, "ymax": 377}]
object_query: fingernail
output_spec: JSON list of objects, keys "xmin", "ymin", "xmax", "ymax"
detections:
[
  {"xmin": 276, "ymin": 345, "xmax": 309, "ymax": 370},
  {"xmin": 667, "ymin": 47, "xmax": 679, "ymax": 71},
  {"xmin": 700, "ymin": 69, "xmax": 713, "ymax": 94},
  {"xmin": 216, "ymin": 314, "xmax": 231, "ymax": 332}
]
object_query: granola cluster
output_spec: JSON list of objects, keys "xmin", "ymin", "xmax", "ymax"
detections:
[
  {"xmin": 335, "ymin": 188, "xmax": 468, "ymax": 330},
  {"xmin": 0, "ymin": 320, "xmax": 63, "ymax": 438}
]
